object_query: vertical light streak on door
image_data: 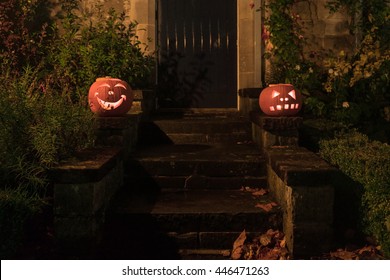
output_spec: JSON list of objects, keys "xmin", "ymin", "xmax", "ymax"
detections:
[
  {"xmin": 174, "ymin": 22, "xmax": 178, "ymax": 52},
  {"xmin": 192, "ymin": 21, "xmax": 195, "ymax": 52},
  {"xmin": 217, "ymin": 19, "xmax": 221, "ymax": 49},
  {"xmin": 200, "ymin": 22, "xmax": 204, "ymax": 52},
  {"xmin": 209, "ymin": 19, "xmax": 212, "ymax": 53},
  {"xmin": 183, "ymin": 22, "xmax": 187, "ymax": 51}
]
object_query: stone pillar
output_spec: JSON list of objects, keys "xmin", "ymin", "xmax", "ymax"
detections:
[
  {"xmin": 237, "ymin": 0, "xmax": 263, "ymax": 90},
  {"xmin": 250, "ymin": 111, "xmax": 303, "ymax": 150},
  {"xmin": 50, "ymin": 148, "xmax": 123, "ymax": 256},
  {"xmin": 95, "ymin": 113, "xmax": 141, "ymax": 158},
  {"xmin": 129, "ymin": 0, "xmax": 156, "ymax": 54},
  {"xmin": 237, "ymin": 0, "xmax": 265, "ymax": 112},
  {"xmin": 265, "ymin": 146, "xmax": 336, "ymax": 257}
]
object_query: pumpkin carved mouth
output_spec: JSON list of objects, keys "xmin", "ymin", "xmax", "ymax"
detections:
[
  {"xmin": 270, "ymin": 103, "xmax": 300, "ymax": 111},
  {"xmin": 95, "ymin": 92, "xmax": 127, "ymax": 110}
]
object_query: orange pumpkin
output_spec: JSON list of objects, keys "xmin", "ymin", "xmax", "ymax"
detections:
[
  {"xmin": 259, "ymin": 84, "xmax": 302, "ymax": 116},
  {"xmin": 88, "ymin": 77, "xmax": 133, "ymax": 117}
]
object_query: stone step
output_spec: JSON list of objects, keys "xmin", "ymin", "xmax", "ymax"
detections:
[
  {"xmin": 125, "ymin": 144, "xmax": 266, "ymax": 189},
  {"xmin": 102, "ymin": 189, "xmax": 282, "ymax": 257},
  {"xmin": 153, "ymin": 108, "xmax": 246, "ymax": 119},
  {"xmin": 130, "ymin": 175, "xmax": 267, "ymax": 189},
  {"xmin": 137, "ymin": 119, "xmax": 252, "ymax": 145},
  {"xmin": 159, "ymin": 132, "xmax": 251, "ymax": 144},
  {"xmin": 151, "ymin": 119, "xmax": 251, "ymax": 134}
]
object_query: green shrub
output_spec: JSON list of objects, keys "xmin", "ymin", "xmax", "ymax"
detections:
[
  {"xmin": 46, "ymin": 1, "xmax": 155, "ymax": 103},
  {"xmin": 319, "ymin": 131, "xmax": 390, "ymax": 258},
  {"xmin": 0, "ymin": 66, "xmax": 96, "ymax": 194},
  {"xmin": 0, "ymin": 0, "xmax": 52, "ymax": 73},
  {"xmin": 0, "ymin": 187, "xmax": 42, "ymax": 259}
]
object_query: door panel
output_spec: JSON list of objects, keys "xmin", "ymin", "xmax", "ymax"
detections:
[{"xmin": 158, "ymin": 0, "xmax": 237, "ymax": 108}]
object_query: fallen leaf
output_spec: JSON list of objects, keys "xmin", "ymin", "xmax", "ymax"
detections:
[
  {"xmin": 232, "ymin": 230, "xmax": 247, "ymax": 260},
  {"xmin": 252, "ymin": 188, "xmax": 268, "ymax": 196},
  {"xmin": 330, "ymin": 249, "xmax": 357, "ymax": 260},
  {"xmin": 358, "ymin": 246, "xmax": 374, "ymax": 255},
  {"xmin": 259, "ymin": 233, "xmax": 272, "ymax": 246},
  {"xmin": 266, "ymin": 229, "xmax": 278, "ymax": 236},
  {"xmin": 255, "ymin": 202, "xmax": 278, "ymax": 212},
  {"xmin": 279, "ymin": 238, "xmax": 286, "ymax": 248},
  {"xmin": 241, "ymin": 186, "xmax": 258, "ymax": 192}
]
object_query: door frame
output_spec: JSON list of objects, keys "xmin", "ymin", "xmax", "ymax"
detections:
[{"xmin": 129, "ymin": 0, "xmax": 264, "ymax": 109}]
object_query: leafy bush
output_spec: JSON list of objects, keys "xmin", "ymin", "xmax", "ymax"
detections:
[
  {"xmin": 46, "ymin": 1, "xmax": 155, "ymax": 103},
  {"xmin": 0, "ymin": 0, "xmax": 52, "ymax": 73},
  {"xmin": 0, "ymin": 187, "xmax": 42, "ymax": 259},
  {"xmin": 319, "ymin": 131, "xmax": 390, "ymax": 258},
  {"xmin": 1, "ymin": 0, "xmax": 155, "ymax": 257},
  {"xmin": 0, "ymin": 67, "xmax": 96, "ymax": 193}
]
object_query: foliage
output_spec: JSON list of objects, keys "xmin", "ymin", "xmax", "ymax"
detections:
[
  {"xmin": 0, "ymin": 67, "xmax": 96, "ymax": 194},
  {"xmin": 47, "ymin": 1, "xmax": 155, "ymax": 103},
  {"xmin": 0, "ymin": 187, "xmax": 42, "ymax": 259},
  {"xmin": 0, "ymin": 0, "xmax": 52, "ymax": 73},
  {"xmin": 259, "ymin": 0, "xmax": 328, "ymax": 117},
  {"xmin": 260, "ymin": 0, "xmax": 390, "ymax": 128},
  {"xmin": 312, "ymin": 1, "xmax": 389, "ymax": 125},
  {"xmin": 326, "ymin": 0, "xmax": 390, "ymax": 36},
  {"xmin": 323, "ymin": 28, "xmax": 390, "ymax": 124},
  {"xmin": 319, "ymin": 131, "xmax": 390, "ymax": 258}
]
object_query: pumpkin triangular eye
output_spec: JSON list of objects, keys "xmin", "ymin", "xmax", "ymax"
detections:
[
  {"xmin": 288, "ymin": 90, "xmax": 296, "ymax": 100},
  {"xmin": 114, "ymin": 83, "xmax": 127, "ymax": 89},
  {"xmin": 272, "ymin": 90, "xmax": 280, "ymax": 99}
]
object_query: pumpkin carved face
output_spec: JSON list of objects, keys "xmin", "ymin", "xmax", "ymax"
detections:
[
  {"xmin": 88, "ymin": 77, "xmax": 133, "ymax": 116},
  {"xmin": 259, "ymin": 84, "xmax": 302, "ymax": 116}
]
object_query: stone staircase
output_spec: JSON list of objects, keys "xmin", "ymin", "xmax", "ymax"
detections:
[{"xmin": 101, "ymin": 109, "xmax": 283, "ymax": 259}]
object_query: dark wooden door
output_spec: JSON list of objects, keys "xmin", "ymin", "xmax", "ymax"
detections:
[{"xmin": 157, "ymin": 0, "xmax": 237, "ymax": 108}]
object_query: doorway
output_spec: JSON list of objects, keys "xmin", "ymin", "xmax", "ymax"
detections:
[{"xmin": 157, "ymin": 0, "xmax": 237, "ymax": 108}]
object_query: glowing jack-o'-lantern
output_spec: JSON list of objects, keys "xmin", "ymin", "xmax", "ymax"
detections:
[
  {"xmin": 88, "ymin": 77, "xmax": 133, "ymax": 117},
  {"xmin": 259, "ymin": 84, "xmax": 302, "ymax": 116}
]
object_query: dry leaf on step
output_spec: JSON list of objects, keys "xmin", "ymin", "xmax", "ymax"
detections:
[
  {"xmin": 240, "ymin": 186, "xmax": 258, "ymax": 192},
  {"xmin": 259, "ymin": 233, "xmax": 272, "ymax": 246},
  {"xmin": 279, "ymin": 238, "xmax": 286, "ymax": 248},
  {"xmin": 232, "ymin": 230, "xmax": 247, "ymax": 260},
  {"xmin": 255, "ymin": 202, "xmax": 278, "ymax": 212},
  {"xmin": 330, "ymin": 249, "xmax": 357, "ymax": 260},
  {"xmin": 252, "ymin": 188, "xmax": 268, "ymax": 196}
]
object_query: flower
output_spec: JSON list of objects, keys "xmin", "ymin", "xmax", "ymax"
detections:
[
  {"xmin": 342, "ymin": 102, "xmax": 350, "ymax": 108},
  {"xmin": 262, "ymin": 25, "xmax": 270, "ymax": 41}
]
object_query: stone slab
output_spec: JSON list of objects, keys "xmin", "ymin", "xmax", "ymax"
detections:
[
  {"xmin": 49, "ymin": 147, "xmax": 123, "ymax": 184},
  {"xmin": 128, "ymin": 175, "xmax": 267, "ymax": 189},
  {"xmin": 250, "ymin": 111, "xmax": 303, "ymax": 131},
  {"xmin": 265, "ymin": 146, "xmax": 337, "ymax": 187},
  {"xmin": 114, "ymin": 189, "xmax": 282, "ymax": 233},
  {"xmin": 128, "ymin": 144, "xmax": 266, "ymax": 177}
]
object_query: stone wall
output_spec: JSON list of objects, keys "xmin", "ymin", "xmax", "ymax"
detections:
[
  {"xmin": 266, "ymin": 151, "xmax": 335, "ymax": 257},
  {"xmin": 51, "ymin": 147, "xmax": 124, "ymax": 255},
  {"xmin": 292, "ymin": 0, "xmax": 355, "ymax": 55},
  {"xmin": 251, "ymin": 113, "xmax": 337, "ymax": 257}
]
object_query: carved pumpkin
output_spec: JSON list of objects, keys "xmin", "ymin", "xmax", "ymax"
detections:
[
  {"xmin": 88, "ymin": 77, "xmax": 133, "ymax": 117},
  {"xmin": 259, "ymin": 84, "xmax": 302, "ymax": 116}
]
